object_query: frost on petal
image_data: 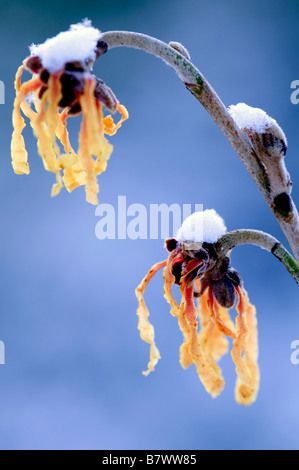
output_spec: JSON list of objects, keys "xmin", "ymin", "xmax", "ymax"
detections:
[{"xmin": 176, "ymin": 209, "xmax": 227, "ymax": 243}]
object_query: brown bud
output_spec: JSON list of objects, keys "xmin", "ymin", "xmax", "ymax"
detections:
[
  {"xmin": 94, "ymin": 78, "xmax": 118, "ymax": 113},
  {"xmin": 24, "ymin": 55, "xmax": 43, "ymax": 73},
  {"xmin": 229, "ymin": 103, "xmax": 291, "ymax": 200},
  {"xmin": 169, "ymin": 41, "xmax": 191, "ymax": 60}
]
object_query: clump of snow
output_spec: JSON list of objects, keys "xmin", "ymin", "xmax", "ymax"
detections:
[
  {"xmin": 229, "ymin": 103, "xmax": 277, "ymax": 133},
  {"xmin": 176, "ymin": 209, "xmax": 227, "ymax": 243},
  {"xmin": 229, "ymin": 102, "xmax": 287, "ymax": 146},
  {"xmin": 29, "ymin": 19, "xmax": 101, "ymax": 73}
]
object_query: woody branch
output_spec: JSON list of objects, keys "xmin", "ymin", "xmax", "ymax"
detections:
[
  {"xmin": 215, "ymin": 229, "xmax": 299, "ymax": 284},
  {"xmin": 100, "ymin": 30, "xmax": 299, "ymax": 263}
]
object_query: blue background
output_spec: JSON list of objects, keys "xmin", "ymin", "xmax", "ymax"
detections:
[{"xmin": 0, "ymin": 0, "xmax": 298, "ymax": 450}]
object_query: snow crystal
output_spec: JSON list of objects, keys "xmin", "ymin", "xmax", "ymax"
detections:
[
  {"xmin": 29, "ymin": 19, "xmax": 101, "ymax": 73},
  {"xmin": 176, "ymin": 209, "xmax": 227, "ymax": 243}
]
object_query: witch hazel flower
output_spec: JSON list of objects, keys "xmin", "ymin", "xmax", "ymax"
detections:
[
  {"xmin": 11, "ymin": 20, "xmax": 128, "ymax": 205},
  {"xmin": 136, "ymin": 209, "xmax": 259, "ymax": 406}
]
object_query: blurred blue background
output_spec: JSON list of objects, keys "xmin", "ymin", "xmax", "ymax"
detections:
[{"xmin": 0, "ymin": 0, "xmax": 298, "ymax": 450}]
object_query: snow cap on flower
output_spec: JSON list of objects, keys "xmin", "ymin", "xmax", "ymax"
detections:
[
  {"xmin": 176, "ymin": 209, "xmax": 227, "ymax": 243},
  {"xmin": 30, "ymin": 19, "xmax": 102, "ymax": 73},
  {"xmin": 137, "ymin": 208, "xmax": 259, "ymax": 405},
  {"xmin": 228, "ymin": 103, "xmax": 287, "ymax": 147},
  {"xmin": 11, "ymin": 20, "xmax": 128, "ymax": 205}
]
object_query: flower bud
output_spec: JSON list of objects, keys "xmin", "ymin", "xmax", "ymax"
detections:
[
  {"xmin": 169, "ymin": 41, "xmax": 191, "ymax": 60},
  {"xmin": 229, "ymin": 103, "xmax": 292, "ymax": 214}
]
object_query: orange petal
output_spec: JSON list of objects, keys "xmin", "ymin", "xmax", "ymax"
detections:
[
  {"xmin": 11, "ymin": 73, "xmax": 42, "ymax": 175},
  {"xmin": 198, "ymin": 288, "xmax": 229, "ymax": 363},
  {"xmin": 208, "ymin": 287, "xmax": 236, "ymax": 339},
  {"xmin": 103, "ymin": 103, "xmax": 129, "ymax": 136},
  {"xmin": 231, "ymin": 287, "xmax": 260, "ymax": 405},
  {"xmin": 135, "ymin": 260, "xmax": 167, "ymax": 376},
  {"xmin": 179, "ymin": 278, "xmax": 225, "ymax": 397}
]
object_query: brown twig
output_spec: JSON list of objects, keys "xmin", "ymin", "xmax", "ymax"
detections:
[{"xmin": 100, "ymin": 30, "xmax": 299, "ymax": 262}]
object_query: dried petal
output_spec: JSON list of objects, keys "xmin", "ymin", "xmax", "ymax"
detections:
[
  {"xmin": 135, "ymin": 260, "xmax": 167, "ymax": 375},
  {"xmin": 231, "ymin": 287, "xmax": 260, "ymax": 405}
]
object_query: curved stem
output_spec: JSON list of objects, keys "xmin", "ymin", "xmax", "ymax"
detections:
[
  {"xmin": 215, "ymin": 229, "xmax": 299, "ymax": 284},
  {"xmin": 100, "ymin": 30, "xmax": 299, "ymax": 263},
  {"xmin": 101, "ymin": 31, "xmax": 268, "ymax": 197},
  {"xmin": 100, "ymin": 31, "xmax": 202, "ymax": 85}
]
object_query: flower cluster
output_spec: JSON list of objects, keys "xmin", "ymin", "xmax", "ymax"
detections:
[
  {"xmin": 11, "ymin": 21, "xmax": 128, "ymax": 205},
  {"xmin": 136, "ymin": 210, "xmax": 259, "ymax": 405}
]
